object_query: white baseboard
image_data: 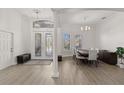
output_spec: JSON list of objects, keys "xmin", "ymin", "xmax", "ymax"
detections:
[
  {"xmin": 0, "ymin": 62, "xmax": 17, "ymax": 70},
  {"xmin": 0, "ymin": 66, "xmax": 7, "ymax": 70}
]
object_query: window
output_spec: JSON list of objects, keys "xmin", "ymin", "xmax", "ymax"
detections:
[
  {"xmin": 33, "ymin": 20, "xmax": 54, "ymax": 28},
  {"xmin": 45, "ymin": 33, "xmax": 53, "ymax": 57},
  {"xmin": 35, "ymin": 33, "xmax": 42, "ymax": 56}
]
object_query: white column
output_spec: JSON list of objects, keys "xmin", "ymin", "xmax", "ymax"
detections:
[
  {"xmin": 51, "ymin": 10, "xmax": 59, "ymax": 78},
  {"xmin": 52, "ymin": 28, "xmax": 59, "ymax": 78}
]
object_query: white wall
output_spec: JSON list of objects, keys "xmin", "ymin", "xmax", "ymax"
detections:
[
  {"xmin": 57, "ymin": 23, "xmax": 97, "ymax": 56},
  {"xmin": 61, "ymin": 24, "xmax": 83, "ymax": 56},
  {"xmin": 81, "ymin": 25, "xmax": 97, "ymax": 49},
  {"xmin": 96, "ymin": 12, "xmax": 124, "ymax": 52},
  {"xmin": 21, "ymin": 15, "xmax": 31, "ymax": 53},
  {"xmin": 56, "ymin": 11, "xmax": 98, "ymax": 57},
  {"xmin": 0, "ymin": 9, "xmax": 31, "ymax": 66},
  {"xmin": 57, "ymin": 10, "xmax": 124, "ymax": 56}
]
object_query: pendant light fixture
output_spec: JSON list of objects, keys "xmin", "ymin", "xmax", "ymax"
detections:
[
  {"xmin": 33, "ymin": 8, "xmax": 41, "ymax": 20},
  {"xmin": 33, "ymin": 8, "xmax": 41, "ymax": 28},
  {"xmin": 81, "ymin": 16, "xmax": 91, "ymax": 31}
]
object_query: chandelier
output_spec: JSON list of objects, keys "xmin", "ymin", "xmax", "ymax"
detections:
[
  {"xmin": 81, "ymin": 16, "xmax": 91, "ymax": 31},
  {"xmin": 33, "ymin": 8, "xmax": 54, "ymax": 28},
  {"xmin": 33, "ymin": 8, "xmax": 41, "ymax": 20},
  {"xmin": 33, "ymin": 9, "xmax": 41, "ymax": 28}
]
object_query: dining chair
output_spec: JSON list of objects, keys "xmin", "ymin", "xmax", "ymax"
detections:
[
  {"xmin": 73, "ymin": 48, "xmax": 76, "ymax": 61},
  {"xmin": 75, "ymin": 49, "xmax": 88, "ymax": 64},
  {"xmin": 88, "ymin": 49, "xmax": 98, "ymax": 67}
]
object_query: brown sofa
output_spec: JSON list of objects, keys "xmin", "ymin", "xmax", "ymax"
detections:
[{"xmin": 97, "ymin": 50, "xmax": 117, "ymax": 65}]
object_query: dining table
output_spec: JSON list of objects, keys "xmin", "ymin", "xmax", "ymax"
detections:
[
  {"xmin": 76, "ymin": 49, "xmax": 99, "ymax": 67},
  {"xmin": 77, "ymin": 49, "xmax": 89, "ymax": 57}
]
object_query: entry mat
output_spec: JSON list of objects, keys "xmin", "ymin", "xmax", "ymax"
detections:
[{"xmin": 24, "ymin": 59, "xmax": 52, "ymax": 65}]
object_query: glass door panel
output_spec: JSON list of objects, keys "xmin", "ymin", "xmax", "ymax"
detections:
[
  {"xmin": 45, "ymin": 33, "xmax": 53, "ymax": 57},
  {"xmin": 35, "ymin": 33, "xmax": 42, "ymax": 56},
  {"xmin": 34, "ymin": 32, "xmax": 53, "ymax": 59}
]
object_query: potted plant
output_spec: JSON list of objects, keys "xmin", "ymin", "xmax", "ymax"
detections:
[{"xmin": 116, "ymin": 47, "xmax": 124, "ymax": 68}]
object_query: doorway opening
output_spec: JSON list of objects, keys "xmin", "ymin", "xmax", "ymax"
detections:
[{"xmin": 32, "ymin": 31, "xmax": 53, "ymax": 60}]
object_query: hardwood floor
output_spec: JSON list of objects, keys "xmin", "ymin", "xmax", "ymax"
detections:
[{"xmin": 0, "ymin": 58, "xmax": 124, "ymax": 85}]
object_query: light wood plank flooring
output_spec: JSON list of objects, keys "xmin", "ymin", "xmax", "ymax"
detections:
[{"xmin": 0, "ymin": 58, "xmax": 124, "ymax": 85}]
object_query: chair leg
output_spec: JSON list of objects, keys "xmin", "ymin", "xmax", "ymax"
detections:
[
  {"xmin": 88, "ymin": 60, "xmax": 91, "ymax": 65},
  {"xmin": 76, "ymin": 58, "xmax": 78, "ymax": 64},
  {"xmin": 91, "ymin": 61, "xmax": 93, "ymax": 64},
  {"xmin": 73, "ymin": 55, "xmax": 76, "ymax": 61},
  {"xmin": 97, "ymin": 60, "xmax": 100, "ymax": 64},
  {"xmin": 95, "ymin": 61, "xmax": 98, "ymax": 67},
  {"xmin": 76, "ymin": 58, "xmax": 79, "ymax": 65},
  {"xmin": 84, "ymin": 59, "xmax": 88, "ymax": 64},
  {"xmin": 87, "ymin": 60, "xmax": 89, "ymax": 64},
  {"xmin": 82, "ymin": 60, "xmax": 87, "ymax": 64}
]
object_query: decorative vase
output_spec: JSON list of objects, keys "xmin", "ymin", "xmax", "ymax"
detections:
[{"xmin": 117, "ymin": 56, "xmax": 124, "ymax": 68}]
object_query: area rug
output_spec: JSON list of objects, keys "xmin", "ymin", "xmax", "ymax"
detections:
[{"xmin": 24, "ymin": 59, "xmax": 52, "ymax": 65}]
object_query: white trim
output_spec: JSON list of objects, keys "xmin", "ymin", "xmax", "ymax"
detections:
[
  {"xmin": 0, "ymin": 29, "xmax": 14, "ymax": 34},
  {"xmin": 0, "ymin": 62, "xmax": 17, "ymax": 70},
  {"xmin": 33, "ymin": 28, "xmax": 55, "ymax": 32}
]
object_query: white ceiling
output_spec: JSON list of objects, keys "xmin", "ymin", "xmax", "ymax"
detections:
[
  {"xmin": 17, "ymin": 8, "xmax": 54, "ymax": 20},
  {"xmin": 16, "ymin": 8, "xmax": 122, "ymax": 25},
  {"xmin": 57, "ymin": 10, "xmax": 116, "ymax": 25},
  {"xmin": 53, "ymin": 8, "xmax": 124, "ymax": 13}
]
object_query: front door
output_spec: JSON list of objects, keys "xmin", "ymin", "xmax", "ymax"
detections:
[{"xmin": 33, "ymin": 32, "xmax": 53, "ymax": 59}]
